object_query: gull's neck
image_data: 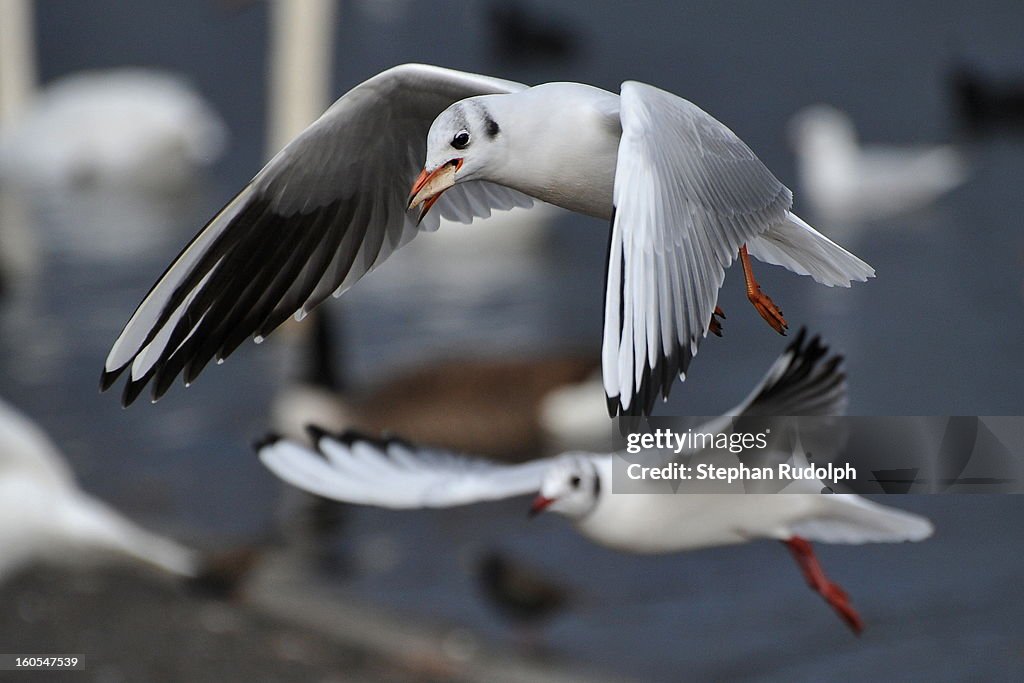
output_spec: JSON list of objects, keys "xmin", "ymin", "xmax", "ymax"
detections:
[{"xmin": 482, "ymin": 83, "xmax": 621, "ymax": 221}]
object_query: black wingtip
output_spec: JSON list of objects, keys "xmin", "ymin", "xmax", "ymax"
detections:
[
  {"xmin": 377, "ymin": 430, "xmax": 417, "ymax": 452},
  {"xmin": 606, "ymin": 393, "xmax": 620, "ymax": 418},
  {"xmin": 151, "ymin": 366, "xmax": 180, "ymax": 404},
  {"xmin": 823, "ymin": 355, "xmax": 845, "ymax": 377},
  {"xmin": 252, "ymin": 432, "xmax": 282, "ymax": 452},
  {"xmin": 785, "ymin": 327, "xmax": 809, "ymax": 355},
  {"xmin": 120, "ymin": 376, "xmax": 148, "ymax": 407},
  {"xmin": 304, "ymin": 424, "xmax": 333, "ymax": 445},
  {"xmin": 743, "ymin": 328, "xmax": 847, "ymax": 416},
  {"xmin": 99, "ymin": 366, "xmax": 126, "ymax": 393},
  {"xmin": 336, "ymin": 429, "xmax": 397, "ymax": 451},
  {"xmin": 620, "ymin": 350, "xmax": 685, "ymax": 418},
  {"xmin": 606, "ymin": 394, "xmax": 647, "ymax": 418},
  {"xmin": 304, "ymin": 425, "xmax": 384, "ymax": 449}
]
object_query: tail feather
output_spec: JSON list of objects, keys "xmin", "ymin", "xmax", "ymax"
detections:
[
  {"xmin": 747, "ymin": 213, "xmax": 875, "ymax": 287},
  {"xmin": 790, "ymin": 496, "xmax": 934, "ymax": 545}
]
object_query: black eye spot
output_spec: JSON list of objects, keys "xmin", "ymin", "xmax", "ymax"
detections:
[
  {"xmin": 484, "ymin": 117, "xmax": 500, "ymax": 138},
  {"xmin": 570, "ymin": 476, "xmax": 581, "ymax": 489},
  {"xmin": 452, "ymin": 130, "xmax": 471, "ymax": 149}
]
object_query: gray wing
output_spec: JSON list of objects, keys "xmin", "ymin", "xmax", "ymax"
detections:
[
  {"xmin": 102, "ymin": 64, "xmax": 532, "ymax": 405},
  {"xmin": 257, "ymin": 429, "xmax": 555, "ymax": 509},
  {"xmin": 603, "ymin": 81, "xmax": 792, "ymax": 416}
]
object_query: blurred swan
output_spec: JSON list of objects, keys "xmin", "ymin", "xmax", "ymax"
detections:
[
  {"xmin": 0, "ymin": 69, "xmax": 227, "ymax": 192},
  {"xmin": 0, "ymin": 1, "xmax": 225, "ymax": 191},
  {"xmin": 789, "ymin": 105, "xmax": 968, "ymax": 224},
  {"xmin": 0, "ymin": 396, "xmax": 200, "ymax": 583}
]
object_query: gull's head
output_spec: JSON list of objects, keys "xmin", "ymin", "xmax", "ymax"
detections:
[
  {"xmin": 529, "ymin": 454, "xmax": 600, "ymax": 519},
  {"xmin": 408, "ymin": 98, "xmax": 504, "ymax": 223}
]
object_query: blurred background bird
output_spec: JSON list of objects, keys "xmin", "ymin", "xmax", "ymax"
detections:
[
  {"xmin": 0, "ymin": 394, "xmax": 199, "ymax": 583},
  {"xmin": 0, "ymin": 69, "xmax": 226, "ymax": 192},
  {"xmin": 789, "ymin": 104, "xmax": 969, "ymax": 227},
  {"xmin": 475, "ymin": 549, "xmax": 570, "ymax": 653},
  {"xmin": 0, "ymin": 394, "xmax": 261, "ymax": 598}
]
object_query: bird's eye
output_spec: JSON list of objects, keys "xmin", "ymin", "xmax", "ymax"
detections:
[
  {"xmin": 451, "ymin": 130, "xmax": 471, "ymax": 149},
  {"xmin": 570, "ymin": 476, "xmax": 581, "ymax": 489}
]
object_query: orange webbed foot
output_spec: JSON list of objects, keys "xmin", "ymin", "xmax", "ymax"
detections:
[
  {"xmin": 747, "ymin": 286, "xmax": 788, "ymax": 335},
  {"xmin": 739, "ymin": 245, "xmax": 787, "ymax": 336}
]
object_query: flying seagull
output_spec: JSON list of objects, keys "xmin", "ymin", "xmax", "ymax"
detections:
[
  {"xmin": 101, "ymin": 64, "xmax": 874, "ymax": 415},
  {"xmin": 258, "ymin": 332, "xmax": 931, "ymax": 632}
]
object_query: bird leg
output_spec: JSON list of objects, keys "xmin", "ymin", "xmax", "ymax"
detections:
[
  {"xmin": 740, "ymin": 245, "xmax": 787, "ymax": 335},
  {"xmin": 708, "ymin": 306, "xmax": 726, "ymax": 337},
  {"xmin": 783, "ymin": 537, "xmax": 863, "ymax": 634}
]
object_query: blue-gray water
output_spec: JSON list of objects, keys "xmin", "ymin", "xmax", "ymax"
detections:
[{"xmin": 2, "ymin": 1, "xmax": 1023, "ymax": 681}]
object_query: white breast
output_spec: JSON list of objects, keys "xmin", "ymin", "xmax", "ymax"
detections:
[
  {"xmin": 577, "ymin": 490, "xmax": 816, "ymax": 553},
  {"xmin": 573, "ymin": 457, "xmax": 816, "ymax": 553}
]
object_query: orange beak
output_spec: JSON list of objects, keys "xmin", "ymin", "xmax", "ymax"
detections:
[
  {"xmin": 528, "ymin": 495, "xmax": 554, "ymax": 518},
  {"xmin": 407, "ymin": 158, "xmax": 463, "ymax": 225}
]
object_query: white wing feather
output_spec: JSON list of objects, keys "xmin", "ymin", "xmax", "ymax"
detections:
[
  {"xmin": 790, "ymin": 495, "xmax": 935, "ymax": 544},
  {"xmin": 258, "ymin": 432, "xmax": 555, "ymax": 509},
  {"xmin": 604, "ymin": 82, "xmax": 792, "ymax": 416}
]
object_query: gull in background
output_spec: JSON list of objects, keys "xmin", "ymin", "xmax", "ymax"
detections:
[
  {"xmin": 1, "ymin": 0, "xmax": 223, "ymax": 192},
  {"xmin": 790, "ymin": 104, "xmax": 969, "ymax": 226},
  {"xmin": 101, "ymin": 63, "xmax": 873, "ymax": 416},
  {"xmin": 258, "ymin": 331, "xmax": 933, "ymax": 633},
  {"xmin": 0, "ymin": 396, "xmax": 200, "ymax": 583}
]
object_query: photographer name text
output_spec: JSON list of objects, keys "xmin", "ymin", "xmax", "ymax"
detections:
[{"xmin": 625, "ymin": 461, "xmax": 857, "ymax": 484}]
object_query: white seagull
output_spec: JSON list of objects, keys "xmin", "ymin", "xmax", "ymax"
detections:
[
  {"xmin": 101, "ymin": 64, "xmax": 874, "ymax": 415},
  {"xmin": 258, "ymin": 331, "xmax": 933, "ymax": 633},
  {"xmin": 789, "ymin": 104, "xmax": 969, "ymax": 224},
  {"xmin": 0, "ymin": 396, "xmax": 200, "ymax": 582}
]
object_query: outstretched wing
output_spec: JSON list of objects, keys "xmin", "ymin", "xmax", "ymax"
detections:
[
  {"xmin": 102, "ymin": 64, "xmax": 532, "ymax": 405},
  {"xmin": 257, "ymin": 429, "xmax": 555, "ymax": 509},
  {"xmin": 730, "ymin": 328, "xmax": 847, "ymax": 418},
  {"xmin": 638, "ymin": 330, "xmax": 847, "ymax": 468},
  {"xmin": 692, "ymin": 328, "xmax": 849, "ymax": 467},
  {"xmin": 603, "ymin": 81, "xmax": 792, "ymax": 416}
]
